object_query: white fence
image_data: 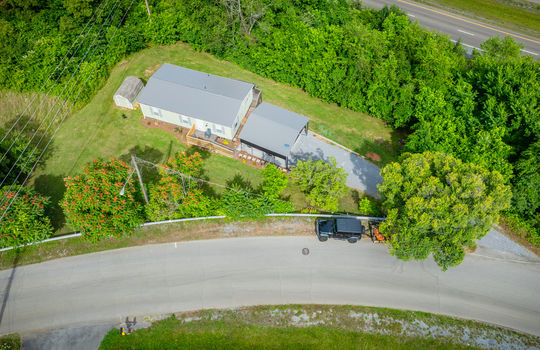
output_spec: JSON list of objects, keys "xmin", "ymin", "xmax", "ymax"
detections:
[{"xmin": 0, "ymin": 214, "xmax": 385, "ymax": 252}]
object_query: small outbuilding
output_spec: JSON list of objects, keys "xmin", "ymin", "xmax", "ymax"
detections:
[
  {"xmin": 239, "ymin": 102, "xmax": 309, "ymax": 168},
  {"xmin": 113, "ymin": 76, "xmax": 144, "ymax": 109}
]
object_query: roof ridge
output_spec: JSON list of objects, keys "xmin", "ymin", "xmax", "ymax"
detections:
[{"xmin": 151, "ymin": 76, "xmax": 246, "ymax": 104}]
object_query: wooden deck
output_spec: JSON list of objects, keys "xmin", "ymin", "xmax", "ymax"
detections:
[{"xmin": 186, "ymin": 124, "xmax": 236, "ymax": 158}]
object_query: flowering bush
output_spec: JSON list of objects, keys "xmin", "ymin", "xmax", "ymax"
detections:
[
  {"xmin": 146, "ymin": 151, "xmax": 218, "ymax": 221},
  {"xmin": 61, "ymin": 158, "xmax": 144, "ymax": 242},
  {"xmin": 0, "ymin": 185, "xmax": 52, "ymax": 249}
]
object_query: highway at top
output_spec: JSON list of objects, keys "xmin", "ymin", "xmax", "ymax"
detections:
[{"xmin": 361, "ymin": 0, "xmax": 540, "ymax": 58}]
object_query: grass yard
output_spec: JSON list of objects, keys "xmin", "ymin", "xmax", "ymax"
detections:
[
  {"xmin": 414, "ymin": 0, "xmax": 540, "ymax": 37},
  {"xmin": 11, "ymin": 41, "xmax": 392, "ymax": 233},
  {"xmin": 99, "ymin": 305, "xmax": 540, "ymax": 349}
]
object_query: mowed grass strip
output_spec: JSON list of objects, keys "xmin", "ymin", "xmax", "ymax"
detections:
[
  {"xmin": 98, "ymin": 309, "xmax": 480, "ymax": 350},
  {"xmin": 414, "ymin": 0, "xmax": 540, "ymax": 38}
]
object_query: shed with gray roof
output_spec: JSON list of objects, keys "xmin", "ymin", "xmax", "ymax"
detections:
[
  {"xmin": 239, "ymin": 102, "xmax": 309, "ymax": 168},
  {"xmin": 137, "ymin": 63, "xmax": 255, "ymax": 140},
  {"xmin": 113, "ymin": 76, "xmax": 144, "ymax": 109}
]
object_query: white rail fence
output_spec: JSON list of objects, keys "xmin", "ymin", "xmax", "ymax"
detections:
[{"xmin": 0, "ymin": 214, "xmax": 385, "ymax": 252}]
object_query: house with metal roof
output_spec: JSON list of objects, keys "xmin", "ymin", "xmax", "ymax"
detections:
[
  {"xmin": 137, "ymin": 63, "xmax": 256, "ymax": 140},
  {"xmin": 239, "ymin": 102, "xmax": 309, "ymax": 168}
]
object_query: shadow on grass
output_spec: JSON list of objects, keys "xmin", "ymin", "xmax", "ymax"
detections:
[
  {"xmin": 120, "ymin": 145, "xmax": 164, "ymax": 186},
  {"xmin": 352, "ymin": 127, "xmax": 408, "ymax": 166},
  {"xmin": 33, "ymin": 174, "xmax": 66, "ymax": 231},
  {"xmin": 226, "ymin": 174, "xmax": 255, "ymax": 193}
]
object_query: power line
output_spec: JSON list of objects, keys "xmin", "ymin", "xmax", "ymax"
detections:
[
  {"xmin": 0, "ymin": 0, "xmax": 123, "ymax": 190},
  {"xmin": 0, "ymin": 0, "xmax": 120, "ymax": 168},
  {"xmin": 0, "ymin": 0, "xmax": 136, "ymax": 223},
  {"xmin": 133, "ymin": 156, "xmax": 291, "ymax": 205},
  {"xmin": 0, "ymin": 0, "xmax": 111, "ymax": 145}
]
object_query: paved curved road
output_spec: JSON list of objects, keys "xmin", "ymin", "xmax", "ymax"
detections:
[
  {"xmin": 361, "ymin": 0, "xmax": 540, "ymax": 58},
  {"xmin": 1, "ymin": 236, "xmax": 539, "ymax": 337}
]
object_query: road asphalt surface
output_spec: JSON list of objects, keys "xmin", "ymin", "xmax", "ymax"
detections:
[
  {"xmin": 361, "ymin": 0, "xmax": 540, "ymax": 58},
  {"xmin": 1, "ymin": 236, "xmax": 539, "ymax": 343}
]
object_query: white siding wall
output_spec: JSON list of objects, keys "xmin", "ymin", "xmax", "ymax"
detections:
[
  {"xmin": 231, "ymin": 89, "xmax": 253, "ymax": 137},
  {"xmin": 114, "ymin": 95, "xmax": 133, "ymax": 109},
  {"xmin": 140, "ymin": 103, "xmax": 233, "ymax": 139}
]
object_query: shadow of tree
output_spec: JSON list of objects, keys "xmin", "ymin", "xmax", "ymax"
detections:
[
  {"xmin": 119, "ymin": 145, "xmax": 164, "ymax": 186},
  {"xmin": 33, "ymin": 174, "xmax": 66, "ymax": 231},
  {"xmin": 226, "ymin": 174, "xmax": 255, "ymax": 193}
]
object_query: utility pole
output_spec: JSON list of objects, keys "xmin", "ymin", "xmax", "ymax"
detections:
[
  {"xmin": 131, "ymin": 155, "xmax": 149, "ymax": 204},
  {"xmin": 144, "ymin": 0, "xmax": 152, "ymax": 22}
]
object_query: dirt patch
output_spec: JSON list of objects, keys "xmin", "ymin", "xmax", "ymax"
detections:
[
  {"xmin": 366, "ymin": 152, "xmax": 381, "ymax": 162},
  {"xmin": 374, "ymin": 137, "xmax": 384, "ymax": 144},
  {"xmin": 144, "ymin": 64, "xmax": 161, "ymax": 77}
]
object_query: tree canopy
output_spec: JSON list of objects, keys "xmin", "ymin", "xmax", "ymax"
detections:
[
  {"xmin": 290, "ymin": 157, "xmax": 348, "ymax": 212},
  {"xmin": 378, "ymin": 152, "xmax": 511, "ymax": 270},
  {"xmin": 61, "ymin": 158, "xmax": 144, "ymax": 242}
]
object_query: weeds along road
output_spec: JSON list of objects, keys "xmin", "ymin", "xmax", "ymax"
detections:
[{"xmin": 0, "ymin": 236, "xmax": 539, "ymax": 336}]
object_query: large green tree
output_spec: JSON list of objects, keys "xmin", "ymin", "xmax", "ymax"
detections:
[
  {"xmin": 378, "ymin": 152, "xmax": 511, "ymax": 270},
  {"xmin": 290, "ymin": 156, "xmax": 348, "ymax": 212}
]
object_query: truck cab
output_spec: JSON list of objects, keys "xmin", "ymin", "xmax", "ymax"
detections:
[{"xmin": 316, "ymin": 218, "xmax": 365, "ymax": 243}]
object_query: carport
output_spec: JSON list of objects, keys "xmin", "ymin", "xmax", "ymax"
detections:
[{"xmin": 239, "ymin": 102, "xmax": 309, "ymax": 168}]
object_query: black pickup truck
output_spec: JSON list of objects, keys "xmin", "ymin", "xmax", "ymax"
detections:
[{"xmin": 315, "ymin": 218, "xmax": 365, "ymax": 243}]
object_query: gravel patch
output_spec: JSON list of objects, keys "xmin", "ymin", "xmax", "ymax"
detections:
[{"xmin": 477, "ymin": 230, "xmax": 539, "ymax": 262}]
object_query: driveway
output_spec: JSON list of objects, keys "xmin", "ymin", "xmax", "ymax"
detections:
[
  {"xmin": 290, "ymin": 134, "xmax": 383, "ymax": 197},
  {"xmin": 1, "ymin": 236, "xmax": 539, "ymax": 338}
]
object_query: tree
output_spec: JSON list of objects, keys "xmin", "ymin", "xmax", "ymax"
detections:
[
  {"xmin": 61, "ymin": 158, "xmax": 144, "ymax": 242},
  {"xmin": 0, "ymin": 185, "xmax": 53, "ymax": 249},
  {"xmin": 260, "ymin": 163, "xmax": 288, "ymax": 199},
  {"xmin": 290, "ymin": 157, "xmax": 348, "ymax": 212},
  {"xmin": 0, "ymin": 128, "xmax": 40, "ymax": 186},
  {"xmin": 146, "ymin": 151, "xmax": 218, "ymax": 221},
  {"xmin": 378, "ymin": 152, "xmax": 511, "ymax": 270}
]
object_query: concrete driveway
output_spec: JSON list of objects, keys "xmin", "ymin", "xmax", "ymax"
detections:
[{"xmin": 290, "ymin": 134, "xmax": 383, "ymax": 197}]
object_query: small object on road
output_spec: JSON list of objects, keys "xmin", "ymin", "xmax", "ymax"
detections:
[{"xmin": 302, "ymin": 248, "xmax": 309, "ymax": 255}]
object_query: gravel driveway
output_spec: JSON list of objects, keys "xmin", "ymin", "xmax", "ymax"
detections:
[{"xmin": 290, "ymin": 134, "xmax": 382, "ymax": 197}]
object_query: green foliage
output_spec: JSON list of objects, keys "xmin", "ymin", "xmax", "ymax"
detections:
[
  {"xmin": 290, "ymin": 157, "xmax": 348, "ymax": 212},
  {"xmin": 61, "ymin": 158, "xmax": 144, "ymax": 242},
  {"xmin": 260, "ymin": 164, "xmax": 288, "ymax": 199},
  {"xmin": 0, "ymin": 128, "xmax": 40, "ymax": 186},
  {"xmin": 146, "ymin": 152, "xmax": 219, "ymax": 221},
  {"xmin": 0, "ymin": 185, "xmax": 52, "ymax": 249},
  {"xmin": 378, "ymin": 152, "xmax": 511, "ymax": 270},
  {"xmin": 0, "ymin": 333, "xmax": 20, "ymax": 350},
  {"xmin": 357, "ymin": 197, "xmax": 382, "ymax": 217},
  {"xmin": 219, "ymin": 184, "xmax": 271, "ymax": 221}
]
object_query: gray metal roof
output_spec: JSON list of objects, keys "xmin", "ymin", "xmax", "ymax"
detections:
[
  {"xmin": 114, "ymin": 76, "xmax": 144, "ymax": 102},
  {"xmin": 239, "ymin": 102, "xmax": 310, "ymax": 158},
  {"xmin": 137, "ymin": 64, "xmax": 254, "ymax": 127}
]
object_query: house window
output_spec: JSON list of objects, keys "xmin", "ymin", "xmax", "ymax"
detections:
[
  {"xmin": 150, "ymin": 106, "xmax": 162, "ymax": 118},
  {"xmin": 180, "ymin": 115, "xmax": 190, "ymax": 125},
  {"xmin": 213, "ymin": 124, "xmax": 225, "ymax": 134}
]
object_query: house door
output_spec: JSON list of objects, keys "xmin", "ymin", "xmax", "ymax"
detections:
[{"xmin": 195, "ymin": 119, "xmax": 206, "ymax": 131}]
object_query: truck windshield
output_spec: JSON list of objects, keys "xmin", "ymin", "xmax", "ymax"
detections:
[{"xmin": 319, "ymin": 220, "xmax": 334, "ymax": 234}]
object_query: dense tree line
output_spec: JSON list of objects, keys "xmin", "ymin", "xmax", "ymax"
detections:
[{"xmin": 1, "ymin": 0, "xmax": 538, "ymax": 240}]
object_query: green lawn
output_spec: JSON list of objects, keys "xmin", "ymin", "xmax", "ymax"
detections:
[
  {"xmin": 414, "ymin": 0, "xmax": 540, "ymax": 38},
  {"xmin": 0, "ymin": 333, "xmax": 20, "ymax": 350},
  {"xmin": 16, "ymin": 41, "xmax": 392, "ymax": 233}
]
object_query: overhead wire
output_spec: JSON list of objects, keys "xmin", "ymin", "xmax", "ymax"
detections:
[
  {"xmin": 0, "ymin": 0, "xmax": 136, "ymax": 222},
  {"xmin": 132, "ymin": 156, "xmax": 291, "ymax": 206},
  {"xmin": 0, "ymin": 0, "xmax": 123, "ymax": 190},
  {"xmin": 0, "ymin": 0, "xmax": 111, "ymax": 145}
]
